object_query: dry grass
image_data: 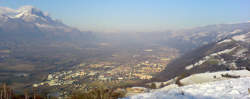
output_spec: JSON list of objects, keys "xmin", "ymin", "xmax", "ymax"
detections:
[{"xmin": 70, "ymin": 87, "xmax": 126, "ymax": 99}]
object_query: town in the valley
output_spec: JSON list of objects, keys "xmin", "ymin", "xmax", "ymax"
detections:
[{"xmin": 33, "ymin": 47, "xmax": 179, "ymax": 93}]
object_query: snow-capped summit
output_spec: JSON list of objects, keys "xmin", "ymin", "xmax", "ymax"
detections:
[
  {"xmin": 0, "ymin": 5, "xmax": 93, "ymax": 42},
  {"xmin": 17, "ymin": 5, "xmax": 46, "ymax": 16},
  {"xmin": 15, "ymin": 5, "xmax": 62, "ymax": 26},
  {"xmin": 18, "ymin": 6, "xmax": 43, "ymax": 14},
  {"xmin": 16, "ymin": 6, "xmax": 47, "ymax": 18},
  {"xmin": 0, "ymin": 5, "xmax": 63, "ymax": 26}
]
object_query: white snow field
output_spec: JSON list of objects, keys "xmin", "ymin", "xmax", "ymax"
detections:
[
  {"xmin": 180, "ymin": 70, "xmax": 250, "ymax": 85},
  {"xmin": 124, "ymin": 77, "xmax": 250, "ymax": 99}
]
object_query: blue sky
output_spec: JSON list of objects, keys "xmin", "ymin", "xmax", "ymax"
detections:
[{"xmin": 0, "ymin": 0, "xmax": 249, "ymax": 32}]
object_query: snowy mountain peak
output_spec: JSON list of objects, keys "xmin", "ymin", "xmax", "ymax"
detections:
[
  {"xmin": 15, "ymin": 5, "xmax": 56, "ymax": 25},
  {"xmin": 17, "ymin": 5, "xmax": 48, "ymax": 18},
  {"xmin": 0, "ymin": 5, "xmax": 55, "ymax": 25},
  {"xmin": 0, "ymin": 5, "xmax": 93, "ymax": 43},
  {"xmin": 0, "ymin": 6, "xmax": 82, "ymax": 35},
  {"xmin": 18, "ymin": 6, "xmax": 39, "ymax": 13}
]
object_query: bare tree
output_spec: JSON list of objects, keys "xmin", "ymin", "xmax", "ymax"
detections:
[{"xmin": 0, "ymin": 83, "xmax": 12, "ymax": 99}]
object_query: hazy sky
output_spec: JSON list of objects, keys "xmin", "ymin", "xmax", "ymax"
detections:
[{"xmin": 0, "ymin": 0, "xmax": 250, "ymax": 32}]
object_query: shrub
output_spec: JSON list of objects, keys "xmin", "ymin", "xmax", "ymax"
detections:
[
  {"xmin": 175, "ymin": 73, "xmax": 189, "ymax": 86},
  {"xmin": 70, "ymin": 86, "xmax": 126, "ymax": 99},
  {"xmin": 149, "ymin": 83, "xmax": 157, "ymax": 89},
  {"xmin": 0, "ymin": 83, "xmax": 13, "ymax": 99}
]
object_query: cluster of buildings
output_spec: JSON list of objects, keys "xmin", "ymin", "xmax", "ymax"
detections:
[
  {"xmin": 33, "ymin": 50, "xmax": 176, "ymax": 93},
  {"xmin": 0, "ymin": 50, "xmax": 10, "ymax": 60},
  {"xmin": 33, "ymin": 70, "xmax": 86, "ymax": 87}
]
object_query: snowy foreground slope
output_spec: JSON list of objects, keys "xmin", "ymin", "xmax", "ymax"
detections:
[
  {"xmin": 124, "ymin": 77, "xmax": 250, "ymax": 99},
  {"xmin": 180, "ymin": 70, "xmax": 250, "ymax": 85}
]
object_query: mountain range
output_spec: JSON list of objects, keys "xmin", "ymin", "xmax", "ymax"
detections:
[
  {"xmin": 0, "ymin": 6, "xmax": 93, "ymax": 44},
  {"xmin": 154, "ymin": 26, "xmax": 250, "ymax": 81},
  {"xmin": 1, "ymin": 6, "xmax": 250, "ymax": 52}
]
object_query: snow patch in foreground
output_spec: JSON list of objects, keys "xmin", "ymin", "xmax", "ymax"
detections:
[
  {"xmin": 125, "ymin": 77, "xmax": 250, "ymax": 99},
  {"xmin": 180, "ymin": 70, "xmax": 250, "ymax": 85}
]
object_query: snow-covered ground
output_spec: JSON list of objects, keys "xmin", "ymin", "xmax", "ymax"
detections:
[
  {"xmin": 124, "ymin": 77, "xmax": 250, "ymax": 99},
  {"xmin": 180, "ymin": 70, "xmax": 250, "ymax": 85}
]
